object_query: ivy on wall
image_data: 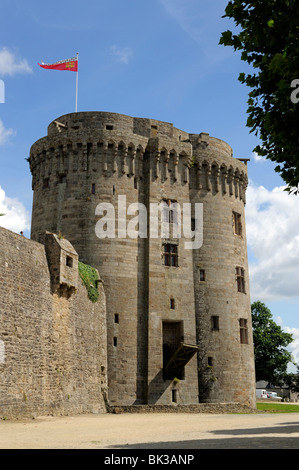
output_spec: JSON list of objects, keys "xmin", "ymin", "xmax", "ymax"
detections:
[{"xmin": 78, "ymin": 261, "xmax": 99, "ymax": 303}]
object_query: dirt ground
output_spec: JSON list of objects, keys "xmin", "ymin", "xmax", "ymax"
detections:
[{"xmin": 0, "ymin": 411, "xmax": 299, "ymax": 449}]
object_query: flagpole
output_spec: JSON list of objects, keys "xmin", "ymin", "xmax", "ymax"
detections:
[{"xmin": 75, "ymin": 52, "xmax": 79, "ymax": 112}]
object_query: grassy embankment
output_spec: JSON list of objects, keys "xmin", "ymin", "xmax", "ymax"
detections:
[{"xmin": 256, "ymin": 402, "xmax": 299, "ymax": 413}]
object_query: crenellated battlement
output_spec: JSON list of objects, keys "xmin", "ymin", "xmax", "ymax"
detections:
[{"xmin": 29, "ymin": 112, "xmax": 248, "ymax": 203}]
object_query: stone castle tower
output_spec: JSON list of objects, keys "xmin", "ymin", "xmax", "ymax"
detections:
[{"xmin": 29, "ymin": 111, "xmax": 256, "ymax": 407}]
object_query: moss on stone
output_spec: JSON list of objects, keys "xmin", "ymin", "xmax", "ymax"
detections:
[{"xmin": 78, "ymin": 261, "xmax": 99, "ymax": 303}]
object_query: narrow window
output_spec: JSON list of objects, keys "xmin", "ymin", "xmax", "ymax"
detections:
[
  {"xmin": 106, "ymin": 125, "xmax": 113, "ymax": 130},
  {"xmin": 59, "ymin": 175, "xmax": 67, "ymax": 184},
  {"xmin": 66, "ymin": 256, "xmax": 73, "ymax": 268},
  {"xmin": 233, "ymin": 211, "xmax": 242, "ymax": 236},
  {"xmin": 208, "ymin": 357, "xmax": 214, "ymax": 367},
  {"xmin": 164, "ymin": 244, "xmax": 178, "ymax": 267},
  {"xmin": 236, "ymin": 267, "xmax": 246, "ymax": 293},
  {"xmin": 200, "ymin": 269, "xmax": 205, "ymax": 281},
  {"xmin": 211, "ymin": 316, "xmax": 219, "ymax": 331},
  {"xmin": 239, "ymin": 318, "xmax": 249, "ymax": 344},
  {"xmin": 114, "ymin": 314, "xmax": 119, "ymax": 324},
  {"xmin": 172, "ymin": 389, "xmax": 178, "ymax": 403},
  {"xmin": 113, "ymin": 185, "xmax": 115, "ymax": 195},
  {"xmin": 43, "ymin": 178, "xmax": 49, "ymax": 189},
  {"xmin": 134, "ymin": 177, "xmax": 138, "ymax": 189},
  {"xmin": 170, "ymin": 298, "xmax": 175, "ymax": 310},
  {"xmin": 91, "ymin": 183, "xmax": 96, "ymax": 194},
  {"xmin": 87, "ymin": 143, "xmax": 93, "ymax": 157},
  {"xmin": 113, "ymin": 337, "xmax": 118, "ymax": 347},
  {"xmin": 163, "ymin": 199, "xmax": 178, "ymax": 225}
]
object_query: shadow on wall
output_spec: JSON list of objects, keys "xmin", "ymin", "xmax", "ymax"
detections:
[{"xmin": 146, "ymin": 370, "xmax": 174, "ymax": 405}]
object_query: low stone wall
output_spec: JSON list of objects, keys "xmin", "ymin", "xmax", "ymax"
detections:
[{"xmin": 110, "ymin": 403, "xmax": 258, "ymax": 414}]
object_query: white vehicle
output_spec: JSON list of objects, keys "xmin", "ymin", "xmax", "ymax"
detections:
[
  {"xmin": 256, "ymin": 389, "xmax": 268, "ymax": 399},
  {"xmin": 267, "ymin": 392, "xmax": 282, "ymax": 400}
]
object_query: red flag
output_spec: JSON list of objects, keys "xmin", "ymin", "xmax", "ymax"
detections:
[{"xmin": 38, "ymin": 56, "xmax": 78, "ymax": 72}]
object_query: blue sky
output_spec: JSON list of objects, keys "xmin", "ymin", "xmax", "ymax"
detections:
[{"xmin": 1, "ymin": 0, "xmax": 299, "ymax": 366}]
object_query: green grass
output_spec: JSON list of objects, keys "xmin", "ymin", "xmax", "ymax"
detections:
[{"xmin": 256, "ymin": 402, "xmax": 299, "ymax": 413}]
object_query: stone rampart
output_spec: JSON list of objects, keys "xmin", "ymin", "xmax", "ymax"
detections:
[{"xmin": 0, "ymin": 227, "xmax": 107, "ymax": 418}]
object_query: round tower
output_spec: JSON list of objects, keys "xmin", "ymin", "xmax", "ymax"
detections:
[
  {"xmin": 29, "ymin": 112, "xmax": 256, "ymax": 407},
  {"xmin": 189, "ymin": 133, "xmax": 255, "ymax": 406}
]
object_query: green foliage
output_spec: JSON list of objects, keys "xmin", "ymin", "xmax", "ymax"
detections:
[
  {"xmin": 284, "ymin": 364, "xmax": 299, "ymax": 393},
  {"xmin": 251, "ymin": 301, "xmax": 294, "ymax": 384},
  {"xmin": 219, "ymin": 0, "xmax": 299, "ymax": 194},
  {"xmin": 78, "ymin": 261, "xmax": 99, "ymax": 303}
]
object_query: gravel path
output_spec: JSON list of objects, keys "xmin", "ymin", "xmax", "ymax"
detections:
[{"xmin": 0, "ymin": 412, "xmax": 299, "ymax": 449}]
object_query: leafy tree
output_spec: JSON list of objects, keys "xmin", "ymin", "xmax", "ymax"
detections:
[
  {"xmin": 219, "ymin": 0, "xmax": 299, "ymax": 194},
  {"xmin": 284, "ymin": 365, "xmax": 299, "ymax": 393},
  {"xmin": 251, "ymin": 301, "xmax": 294, "ymax": 384}
]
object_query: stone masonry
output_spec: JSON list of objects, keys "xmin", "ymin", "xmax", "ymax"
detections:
[
  {"xmin": 27, "ymin": 111, "xmax": 256, "ymax": 408},
  {"xmin": 0, "ymin": 227, "xmax": 107, "ymax": 418}
]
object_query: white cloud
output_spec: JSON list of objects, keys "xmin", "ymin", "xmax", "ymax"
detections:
[
  {"xmin": 275, "ymin": 317, "xmax": 299, "ymax": 367},
  {"xmin": 246, "ymin": 182, "xmax": 299, "ymax": 301},
  {"xmin": 0, "ymin": 120, "xmax": 14, "ymax": 145},
  {"xmin": 0, "ymin": 47, "xmax": 32, "ymax": 77},
  {"xmin": 252, "ymin": 151, "xmax": 264, "ymax": 163},
  {"xmin": 0, "ymin": 186, "xmax": 30, "ymax": 233},
  {"xmin": 284, "ymin": 326, "xmax": 299, "ymax": 366},
  {"xmin": 110, "ymin": 45, "xmax": 133, "ymax": 65}
]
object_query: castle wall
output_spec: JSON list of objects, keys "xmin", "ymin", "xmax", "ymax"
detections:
[
  {"xmin": 0, "ymin": 227, "xmax": 107, "ymax": 418},
  {"xmin": 28, "ymin": 111, "xmax": 256, "ymax": 408}
]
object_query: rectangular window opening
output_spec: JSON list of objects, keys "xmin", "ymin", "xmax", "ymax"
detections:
[
  {"xmin": 106, "ymin": 125, "xmax": 113, "ymax": 130},
  {"xmin": 211, "ymin": 316, "xmax": 219, "ymax": 331},
  {"xmin": 91, "ymin": 183, "xmax": 96, "ymax": 194},
  {"xmin": 113, "ymin": 337, "xmax": 118, "ymax": 347},
  {"xmin": 66, "ymin": 256, "xmax": 73, "ymax": 268},
  {"xmin": 163, "ymin": 321, "xmax": 184, "ymax": 380},
  {"xmin": 233, "ymin": 211, "xmax": 242, "ymax": 236},
  {"xmin": 172, "ymin": 389, "xmax": 178, "ymax": 403},
  {"xmin": 163, "ymin": 244, "xmax": 178, "ymax": 268},
  {"xmin": 114, "ymin": 314, "xmax": 119, "ymax": 324},
  {"xmin": 59, "ymin": 175, "xmax": 67, "ymax": 184},
  {"xmin": 162, "ymin": 199, "xmax": 178, "ymax": 225},
  {"xmin": 43, "ymin": 178, "xmax": 49, "ymax": 189},
  {"xmin": 236, "ymin": 267, "xmax": 246, "ymax": 293},
  {"xmin": 200, "ymin": 269, "xmax": 205, "ymax": 281},
  {"xmin": 170, "ymin": 298, "xmax": 175, "ymax": 310},
  {"xmin": 239, "ymin": 318, "xmax": 249, "ymax": 344}
]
